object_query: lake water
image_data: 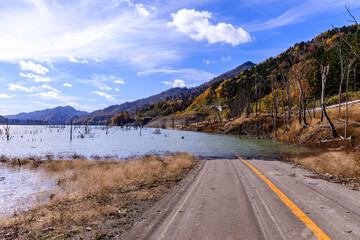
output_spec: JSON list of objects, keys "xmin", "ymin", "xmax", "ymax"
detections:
[
  {"xmin": 0, "ymin": 125, "xmax": 313, "ymax": 218},
  {"xmin": 0, "ymin": 125, "xmax": 310, "ymax": 159},
  {"xmin": 0, "ymin": 166, "xmax": 56, "ymax": 218}
]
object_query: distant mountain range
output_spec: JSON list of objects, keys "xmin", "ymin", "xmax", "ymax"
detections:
[
  {"xmin": 72, "ymin": 61, "xmax": 255, "ymax": 124},
  {"xmin": 0, "ymin": 61, "xmax": 255, "ymax": 125},
  {"xmin": 6, "ymin": 106, "xmax": 88, "ymax": 124}
]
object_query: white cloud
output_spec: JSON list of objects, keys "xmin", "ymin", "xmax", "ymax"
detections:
[
  {"xmin": 221, "ymin": 56, "xmax": 231, "ymax": 61},
  {"xmin": 67, "ymin": 101, "xmax": 79, "ymax": 107},
  {"xmin": 68, "ymin": 56, "xmax": 89, "ymax": 64},
  {"xmin": 203, "ymin": 59, "xmax": 212, "ymax": 65},
  {"xmin": 8, "ymin": 83, "xmax": 35, "ymax": 92},
  {"xmin": 28, "ymin": 0, "xmax": 49, "ymax": 16},
  {"xmin": 163, "ymin": 79, "xmax": 187, "ymax": 88},
  {"xmin": 168, "ymin": 9, "xmax": 251, "ymax": 46},
  {"xmin": 8, "ymin": 83, "xmax": 60, "ymax": 94},
  {"xmin": 0, "ymin": 94, "xmax": 12, "ymax": 99},
  {"xmin": 39, "ymin": 84, "xmax": 60, "ymax": 93},
  {"xmin": 31, "ymin": 91, "xmax": 60, "ymax": 100},
  {"xmin": 0, "ymin": 1, "xmax": 175, "ymax": 68},
  {"xmin": 20, "ymin": 72, "xmax": 51, "ymax": 82},
  {"xmin": 91, "ymin": 91, "xmax": 115, "ymax": 101},
  {"xmin": 114, "ymin": 80, "xmax": 125, "ymax": 84},
  {"xmin": 135, "ymin": 4, "xmax": 151, "ymax": 17},
  {"xmin": 246, "ymin": 0, "xmax": 360, "ymax": 32},
  {"xmin": 202, "ymin": 56, "xmax": 231, "ymax": 65},
  {"xmin": 77, "ymin": 74, "xmax": 125, "ymax": 90},
  {"xmin": 124, "ymin": 0, "xmax": 157, "ymax": 18},
  {"xmin": 138, "ymin": 68, "xmax": 216, "ymax": 84},
  {"xmin": 114, "ymin": 88, "xmax": 120, "ymax": 91},
  {"xmin": 101, "ymin": 86, "xmax": 112, "ymax": 91},
  {"xmin": 63, "ymin": 82, "xmax": 72, "ymax": 87},
  {"xmin": 19, "ymin": 60, "xmax": 49, "ymax": 75}
]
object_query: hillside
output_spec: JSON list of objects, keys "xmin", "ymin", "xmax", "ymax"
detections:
[
  {"xmin": 184, "ymin": 25, "xmax": 360, "ymax": 121},
  {"xmin": 150, "ymin": 24, "xmax": 360, "ymax": 148},
  {"xmin": 6, "ymin": 106, "xmax": 88, "ymax": 124},
  {"xmin": 73, "ymin": 61, "xmax": 255, "ymax": 124}
]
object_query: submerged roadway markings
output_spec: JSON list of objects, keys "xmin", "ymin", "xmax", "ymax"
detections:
[{"xmin": 234, "ymin": 152, "xmax": 330, "ymax": 240}]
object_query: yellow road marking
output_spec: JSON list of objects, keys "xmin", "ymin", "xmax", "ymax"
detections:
[{"xmin": 234, "ymin": 153, "xmax": 330, "ymax": 240}]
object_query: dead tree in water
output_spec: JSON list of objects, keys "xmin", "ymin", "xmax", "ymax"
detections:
[
  {"xmin": 4, "ymin": 120, "xmax": 10, "ymax": 141},
  {"xmin": 321, "ymin": 65, "xmax": 339, "ymax": 138},
  {"xmin": 70, "ymin": 120, "xmax": 73, "ymax": 141}
]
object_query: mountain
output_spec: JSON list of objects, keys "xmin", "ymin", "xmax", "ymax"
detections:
[
  {"xmin": 73, "ymin": 61, "xmax": 255, "ymax": 124},
  {"xmin": 6, "ymin": 106, "xmax": 88, "ymax": 124},
  {"xmin": 73, "ymin": 87, "xmax": 191, "ymax": 124},
  {"xmin": 196, "ymin": 61, "xmax": 256, "ymax": 91},
  {"xmin": 183, "ymin": 24, "xmax": 360, "ymax": 121}
]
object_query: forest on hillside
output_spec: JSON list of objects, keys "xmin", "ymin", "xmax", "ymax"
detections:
[{"xmin": 183, "ymin": 18, "xmax": 360, "ymax": 138}]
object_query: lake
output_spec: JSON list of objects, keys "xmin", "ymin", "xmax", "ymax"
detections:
[
  {"xmin": 0, "ymin": 125, "xmax": 313, "ymax": 218},
  {"xmin": 0, "ymin": 125, "xmax": 310, "ymax": 159}
]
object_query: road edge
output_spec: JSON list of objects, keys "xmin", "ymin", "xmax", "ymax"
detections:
[{"xmin": 117, "ymin": 159, "xmax": 206, "ymax": 240}]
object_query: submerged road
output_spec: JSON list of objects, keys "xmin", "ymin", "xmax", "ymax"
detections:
[{"xmin": 119, "ymin": 157, "xmax": 360, "ymax": 240}]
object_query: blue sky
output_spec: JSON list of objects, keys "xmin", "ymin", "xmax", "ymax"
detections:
[{"xmin": 0, "ymin": 0, "xmax": 360, "ymax": 115}]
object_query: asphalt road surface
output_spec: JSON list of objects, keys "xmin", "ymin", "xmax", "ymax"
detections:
[{"xmin": 119, "ymin": 157, "xmax": 360, "ymax": 240}]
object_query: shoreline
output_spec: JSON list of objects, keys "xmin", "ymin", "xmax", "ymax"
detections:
[{"xmin": 0, "ymin": 153, "xmax": 197, "ymax": 239}]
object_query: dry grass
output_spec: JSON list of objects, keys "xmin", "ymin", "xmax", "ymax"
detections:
[
  {"xmin": 293, "ymin": 150, "xmax": 360, "ymax": 179},
  {"xmin": 0, "ymin": 153, "xmax": 197, "ymax": 240}
]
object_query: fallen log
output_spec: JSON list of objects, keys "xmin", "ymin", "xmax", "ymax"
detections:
[{"xmin": 336, "ymin": 119, "xmax": 360, "ymax": 127}]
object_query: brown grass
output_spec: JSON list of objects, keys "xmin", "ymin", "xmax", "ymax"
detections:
[
  {"xmin": 293, "ymin": 150, "xmax": 360, "ymax": 179},
  {"xmin": 0, "ymin": 153, "xmax": 197, "ymax": 239}
]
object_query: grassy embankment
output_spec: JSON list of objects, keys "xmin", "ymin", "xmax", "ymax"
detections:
[{"xmin": 0, "ymin": 153, "xmax": 196, "ymax": 239}]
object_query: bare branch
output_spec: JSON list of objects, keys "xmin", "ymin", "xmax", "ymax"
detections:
[
  {"xmin": 332, "ymin": 25, "xmax": 360, "ymax": 59},
  {"xmin": 345, "ymin": 5, "xmax": 360, "ymax": 30}
]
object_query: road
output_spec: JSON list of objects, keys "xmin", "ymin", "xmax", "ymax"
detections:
[{"xmin": 119, "ymin": 157, "xmax": 360, "ymax": 240}]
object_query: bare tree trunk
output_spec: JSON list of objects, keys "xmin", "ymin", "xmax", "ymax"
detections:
[
  {"xmin": 281, "ymin": 90, "xmax": 287, "ymax": 131},
  {"xmin": 321, "ymin": 65, "xmax": 339, "ymax": 138},
  {"xmin": 255, "ymin": 75, "xmax": 259, "ymax": 137},
  {"xmin": 346, "ymin": 66, "xmax": 349, "ymax": 138},
  {"xmin": 320, "ymin": 100, "xmax": 324, "ymax": 122},
  {"xmin": 298, "ymin": 86, "xmax": 302, "ymax": 125},
  {"xmin": 338, "ymin": 45, "xmax": 345, "ymax": 113},
  {"xmin": 302, "ymin": 84, "xmax": 308, "ymax": 125},
  {"xmin": 70, "ymin": 120, "xmax": 73, "ymax": 141},
  {"xmin": 291, "ymin": 54, "xmax": 305, "ymax": 126},
  {"xmin": 322, "ymin": 105, "xmax": 339, "ymax": 138},
  {"xmin": 345, "ymin": 59, "xmax": 356, "ymax": 138},
  {"xmin": 313, "ymin": 95, "xmax": 316, "ymax": 118},
  {"xmin": 266, "ymin": 96, "xmax": 270, "ymax": 138},
  {"xmin": 274, "ymin": 89, "xmax": 278, "ymax": 138},
  {"xmin": 354, "ymin": 64, "xmax": 357, "ymax": 91},
  {"xmin": 286, "ymin": 85, "xmax": 291, "ymax": 126}
]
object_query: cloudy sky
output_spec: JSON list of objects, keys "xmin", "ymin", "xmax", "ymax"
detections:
[{"xmin": 0, "ymin": 0, "xmax": 359, "ymax": 115}]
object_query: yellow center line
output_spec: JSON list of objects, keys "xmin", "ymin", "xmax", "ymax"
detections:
[{"xmin": 234, "ymin": 152, "xmax": 330, "ymax": 240}]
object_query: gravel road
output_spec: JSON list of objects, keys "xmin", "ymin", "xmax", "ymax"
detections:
[{"xmin": 119, "ymin": 158, "xmax": 360, "ymax": 240}]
